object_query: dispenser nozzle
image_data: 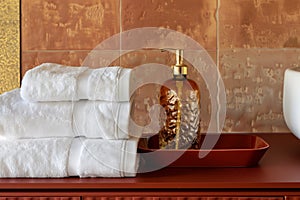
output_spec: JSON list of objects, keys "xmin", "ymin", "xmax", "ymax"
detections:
[
  {"xmin": 173, "ymin": 49, "xmax": 187, "ymax": 76},
  {"xmin": 159, "ymin": 48, "xmax": 188, "ymax": 76},
  {"xmin": 175, "ymin": 49, "xmax": 184, "ymax": 65}
]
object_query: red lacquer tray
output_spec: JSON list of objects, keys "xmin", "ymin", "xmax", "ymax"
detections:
[{"xmin": 138, "ymin": 134, "xmax": 269, "ymax": 170}]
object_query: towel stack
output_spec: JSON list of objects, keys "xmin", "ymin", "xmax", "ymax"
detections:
[{"xmin": 0, "ymin": 63, "xmax": 140, "ymax": 178}]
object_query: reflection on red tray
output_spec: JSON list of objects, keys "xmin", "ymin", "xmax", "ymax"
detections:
[{"xmin": 138, "ymin": 134, "xmax": 269, "ymax": 170}]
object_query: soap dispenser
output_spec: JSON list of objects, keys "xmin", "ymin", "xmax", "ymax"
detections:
[{"xmin": 159, "ymin": 49, "xmax": 200, "ymax": 149}]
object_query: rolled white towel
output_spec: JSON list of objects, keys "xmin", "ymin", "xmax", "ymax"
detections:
[
  {"xmin": 0, "ymin": 89, "xmax": 141, "ymax": 139},
  {"xmin": 20, "ymin": 63, "xmax": 132, "ymax": 102},
  {"xmin": 0, "ymin": 137, "xmax": 138, "ymax": 178}
]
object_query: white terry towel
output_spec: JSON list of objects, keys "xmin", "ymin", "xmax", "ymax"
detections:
[
  {"xmin": 0, "ymin": 137, "xmax": 138, "ymax": 178},
  {"xmin": 20, "ymin": 63, "xmax": 132, "ymax": 102},
  {"xmin": 0, "ymin": 89, "xmax": 140, "ymax": 139}
]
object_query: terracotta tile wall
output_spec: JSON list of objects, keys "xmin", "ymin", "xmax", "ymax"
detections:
[
  {"xmin": 21, "ymin": 0, "xmax": 300, "ymax": 133},
  {"xmin": 220, "ymin": 0, "xmax": 300, "ymax": 132},
  {"xmin": 21, "ymin": 0, "xmax": 120, "ymax": 74}
]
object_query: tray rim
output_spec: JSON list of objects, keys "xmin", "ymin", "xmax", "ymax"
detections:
[
  {"xmin": 138, "ymin": 133, "xmax": 270, "ymax": 152},
  {"xmin": 138, "ymin": 133, "xmax": 270, "ymax": 168}
]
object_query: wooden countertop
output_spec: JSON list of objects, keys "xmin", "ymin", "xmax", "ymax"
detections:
[{"xmin": 0, "ymin": 133, "xmax": 299, "ymax": 190}]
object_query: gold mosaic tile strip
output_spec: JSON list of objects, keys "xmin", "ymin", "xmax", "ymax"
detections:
[{"xmin": 0, "ymin": 0, "xmax": 20, "ymax": 94}]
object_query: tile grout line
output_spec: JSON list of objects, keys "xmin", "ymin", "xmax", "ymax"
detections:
[
  {"xmin": 216, "ymin": 0, "xmax": 221, "ymax": 132},
  {"xmin": 216, "ymin": 0, "xmax": 220, "ymax": 69},
  {"xmin": 119, "ymin": 0, "xmax": 122, "ymax": 67}
]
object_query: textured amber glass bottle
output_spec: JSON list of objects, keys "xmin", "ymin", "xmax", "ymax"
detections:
[{"xmin": 159, "ymin": 50, "xmax": 200, "ymax": 149}]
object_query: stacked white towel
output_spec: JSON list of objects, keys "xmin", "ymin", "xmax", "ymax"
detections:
[
  {"xmin": 0, "ymin": 137, "xmax": 138, "ymax": 177},
  {"xmin": 0, "ymin": 63, "xmax": 140, "ymax": 178},
  {"xmin": 0, "ymin": 89, "xmax": 132, "ymax": 140},
  {"xmin": 21, "ymin": 63, "xmax": 132, "ymax": 102}
]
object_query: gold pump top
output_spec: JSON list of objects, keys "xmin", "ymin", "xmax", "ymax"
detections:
[{"xmin": 172, "ymin": 49, "xmax": 188, "ymax": 76}]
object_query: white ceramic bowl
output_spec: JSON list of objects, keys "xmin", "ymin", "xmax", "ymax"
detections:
[{"xmin": 283, "ymin": 67, "xmax": 300, "ymax": 139}]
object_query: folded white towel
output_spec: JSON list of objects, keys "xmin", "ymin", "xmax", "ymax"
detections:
[
  {"xmin": 21, "ymin": 63, "xmax": 132, "ymax": 102},
  {"xmin": 0, "ymin": 89, "xmax": 139, "ymax": 139},
  {"xmin": 0, "ymin": 137, "xmax": 138, "ymax": 178},
  {"xmin": 76, "ymin": 137, "xmax": 139, "ymax": 177}
]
